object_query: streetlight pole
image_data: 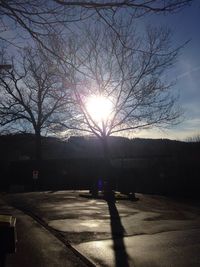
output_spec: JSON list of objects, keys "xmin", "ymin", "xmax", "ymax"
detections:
[{"xmin": 0, "ymin": 64, "xmax": 12, "ymax": 72}]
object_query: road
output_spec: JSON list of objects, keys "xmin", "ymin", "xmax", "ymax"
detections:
[
  {"xmin": 3, "ymin": 191, "xmax": 200, "ymax": 266},
  {"xmin": 0, "ymin": 197, "xmax": 88, "ymax": 267}
]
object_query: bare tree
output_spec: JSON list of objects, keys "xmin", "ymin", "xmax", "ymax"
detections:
[
  {"xmin": 186, "ymin": 133, "xmax": 200, "ymax": 142},
  {"xmin": 0, "ymin": 46, "xmax": 70, "ymax": 160},
  {"xmin": 49, "ymin": 23, "xmax": 182, "ymax": 195},
  {"xmin": 57, "ymin": 23, "xmax": 181, "ymax": 156},
  {"xmin": 0, "ymin": 0, "xmax": 192, "ymax": 50}
]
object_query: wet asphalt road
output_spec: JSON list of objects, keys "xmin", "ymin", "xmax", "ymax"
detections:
[
  {"xmin": 0, "ymin": 197, "xmax": 88, "ymax": 267},
  {"xmin": 4, "ymin": 191, "xmax": 200, "ymax": 266}
]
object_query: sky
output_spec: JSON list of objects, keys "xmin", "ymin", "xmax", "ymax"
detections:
[
  {"xmin": 1, "ymin": 1, "xmax": 200, "ymax": 141},
  {"xmin": 136, "ymin": 0, "xmax": 200, "ymax": 140}
]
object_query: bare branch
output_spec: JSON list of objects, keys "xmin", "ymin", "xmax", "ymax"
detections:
[{"xmin": 59, "ymin": 22, "xmax": 182, "ymax": 140}]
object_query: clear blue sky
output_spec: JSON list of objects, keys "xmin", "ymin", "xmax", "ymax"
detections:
[{"xmin": 136, "ymin": 0, "xmax": 200, "ymax": 140}]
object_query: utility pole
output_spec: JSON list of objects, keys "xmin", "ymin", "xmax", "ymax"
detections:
[{"xmin": 0, "ymin": 64, "xmax": 12, "ymax": 71}]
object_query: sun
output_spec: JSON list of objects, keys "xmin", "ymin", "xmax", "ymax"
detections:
[{"xmin": 85, "ymin": 95, "xmax": 113, "ymax": 123}]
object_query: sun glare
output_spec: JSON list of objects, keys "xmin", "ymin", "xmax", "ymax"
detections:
[{"xmin": 85, "ymin": 95, "xmax": 113, "ymax": 123}]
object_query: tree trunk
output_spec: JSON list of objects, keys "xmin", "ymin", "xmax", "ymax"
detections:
[
  {"xmin": 101, "ymin": 135, "xmax": 110, "ymax": 161},
  {"xmin": 101, "ymin": 136, "xmax": 113, "ymax": 197},
  {"xmin": 35, "ymin": 129, "xmax": 42, "ymax": 161},
  {"xmin": 33, "ymin": 129, "xmax": 41, "ymax": 191}
]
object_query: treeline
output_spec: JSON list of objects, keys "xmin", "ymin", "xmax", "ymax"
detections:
[
  {"xmin": 0, "ymin": 133, "xmax": 199, "ymax": 160},
  {"xmin": 0, "ymin": 134, "xmax": 200, "ymax": 197}
]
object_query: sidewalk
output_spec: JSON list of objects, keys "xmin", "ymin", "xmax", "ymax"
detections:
[{"xmin": 0, "ymin": 198, "xmax": 88, "ymax": 267}]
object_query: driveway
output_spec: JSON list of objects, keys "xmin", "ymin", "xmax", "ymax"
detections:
[{"xmin": 4, "ymin": 191, "xmax": 200, "ymax": 266}]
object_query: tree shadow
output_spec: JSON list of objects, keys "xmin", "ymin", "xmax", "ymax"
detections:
[{"xmin": 106, "ymin": 195, "xmax": 130, "ymax": 267}]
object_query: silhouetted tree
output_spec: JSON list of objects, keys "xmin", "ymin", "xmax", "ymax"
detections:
[
  {"xmin": 186, "ymin": 133, "xmax": 200, "ymax": 142},
  {"xmin": 0, "ymin": 46, "xmax": 70, "ymax": 160},
  {"xmin": 52, "ymin": 23, "xmax": 182, "ymax": 194},
  {"xmin": 58, "ymin": 23, "xmax": 181, "ymax": 150}
]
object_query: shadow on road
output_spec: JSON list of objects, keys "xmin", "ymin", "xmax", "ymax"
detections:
[{"xmin": 106, "ymin": 196, "xmax": 130, "ymax": 267}]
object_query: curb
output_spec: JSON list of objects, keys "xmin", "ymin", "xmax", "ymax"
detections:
[{"xmin": 4, "ymin": 202, "xmax": 96, "ymax": 267}]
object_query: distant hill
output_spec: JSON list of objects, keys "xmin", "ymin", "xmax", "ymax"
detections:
[
  {"xmin": 0, "ymin": 133, "xmax": 200, "ymax": 161},
  {"xmin": 0, "ymin": 134, "xmax": 68, "ymax": 161}
]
